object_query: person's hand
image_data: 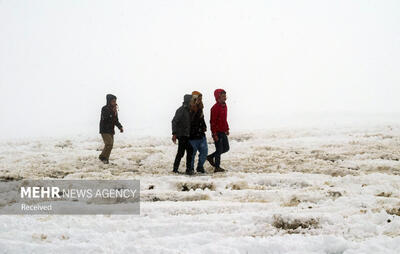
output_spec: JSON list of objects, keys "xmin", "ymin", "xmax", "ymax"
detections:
[
  {"xmin": 120, "ymin": 128, "xmax": 124, "ymax": 133},
  {"xmin": 225, "ymin": 130, "xmax": 229, "ymax": 136},
  {"xmin": 212, "ymin": 133, "xmax": 218, "ymax": 142},
  {"xmin": 172, "ymin": 135, "xmax": 177, "ymax": 144}
]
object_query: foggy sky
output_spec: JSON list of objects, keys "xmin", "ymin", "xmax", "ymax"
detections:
[{"xmin": 1, "ymin": 0, "xmax": 400, "ymax": 139}]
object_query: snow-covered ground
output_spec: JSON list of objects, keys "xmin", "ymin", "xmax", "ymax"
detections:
[{"xmin": 1, "ymin": 124, "xmax": 400, "ymax": 253}]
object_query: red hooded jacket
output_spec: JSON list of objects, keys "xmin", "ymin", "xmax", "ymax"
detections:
[{"xmin": 210, "ymin": 89, "xmax": 229, "ymax": 135}]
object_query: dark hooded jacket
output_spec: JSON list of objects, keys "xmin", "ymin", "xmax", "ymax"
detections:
[
  {"xmin": 99, "ymin": 94, "xmax": 123, "ymax": 134},
  {"xmin": 172, "ymin": 94, "xmax": 192, "ymax": 137},
  {"xmin": 210, "ymin": 89, "xmax": 229, "ymax": 135}
]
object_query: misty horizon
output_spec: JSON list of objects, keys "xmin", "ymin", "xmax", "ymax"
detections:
[{"xmin": 1, "ymin": 0, "xmax": 400, "ymax": 139}]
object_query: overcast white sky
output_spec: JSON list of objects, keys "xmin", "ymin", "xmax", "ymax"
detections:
[{"xmin": 1, "ymin": 0, "xmax": 400, "ymax": 139}]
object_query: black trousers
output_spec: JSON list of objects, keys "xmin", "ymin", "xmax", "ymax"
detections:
[
  {"xmin": 173, "ymin": 136, "xmax": 193, "ymax": 171},
  {"xmin": 208, "ymin": 132, "xmax": 230, "ymax": 168}
]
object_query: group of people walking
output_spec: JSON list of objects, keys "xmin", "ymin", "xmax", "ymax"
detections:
[
  {"xmin": 172, "ymin": 89, "xmax": 230, "ymax": 175},
  {"xmin": 98, "ymin": 89, "xmax": 230, "ymax": 175}
]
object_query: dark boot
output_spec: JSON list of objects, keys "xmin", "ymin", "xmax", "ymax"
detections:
[
  {"xmin": 214, "ymin": 167, "xmax": 225, "ymax": 173},
  {"xmin": 196, "ymin": 167, "xmax": 205, "ymax": 174},
  {"xmin": 207, "ymin": 155, "xmax": 215, "ymax": 167},
  {"xmin": 185, "ymin": 168, "xmax": 194, "ymax": 175},
  {"xmin": 172, "ymin": 169, "xmax": 179, "ymax": 173},
  {"xmin": 99, "ymin": 156, "xmax": 109, "ymax": 164}
]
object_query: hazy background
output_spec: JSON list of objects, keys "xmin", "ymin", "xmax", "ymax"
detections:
[{"xmin": 1, "ymin": 0, "xmax": 399, "ymax": 139}]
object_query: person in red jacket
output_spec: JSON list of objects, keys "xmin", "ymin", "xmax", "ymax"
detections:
[{"xmin": 207, "ymin": 89, "xmax": 230, "ymax": 172}]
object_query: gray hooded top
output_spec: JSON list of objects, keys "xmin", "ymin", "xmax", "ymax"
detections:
[{"xmin": 171, "ymin": 94, "xmax": 192, "ymax": 137}]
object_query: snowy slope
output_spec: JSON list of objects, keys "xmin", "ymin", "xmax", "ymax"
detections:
[{"xmin": 0, "ymin": 124, "xmax": 400, "ymax": 253}]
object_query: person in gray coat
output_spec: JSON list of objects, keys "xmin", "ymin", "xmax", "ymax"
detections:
[{"xmin": 172, "ymin": 94, "xmax": 194, "ymax": 175}]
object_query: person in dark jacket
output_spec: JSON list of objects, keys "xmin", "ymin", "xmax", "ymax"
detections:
[
  {"xmin": 207, "ymin": 89, "xmax": 229, "ymax": 172},
  {"xmin": 172, "ymin": 94, "xmax": 194, "ymax": 175},
  {"xmin": 188, "ymin": 91, "xmax": 208, "ymax": 173},
  {"xmin": 99, "ymin": 94, "xmax": 123, "ymax": 164}
]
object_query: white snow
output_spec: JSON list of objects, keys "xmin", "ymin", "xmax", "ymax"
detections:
[{"xmin": 0, "ymin": 123, "xmax": 400, "ymax": 253}]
